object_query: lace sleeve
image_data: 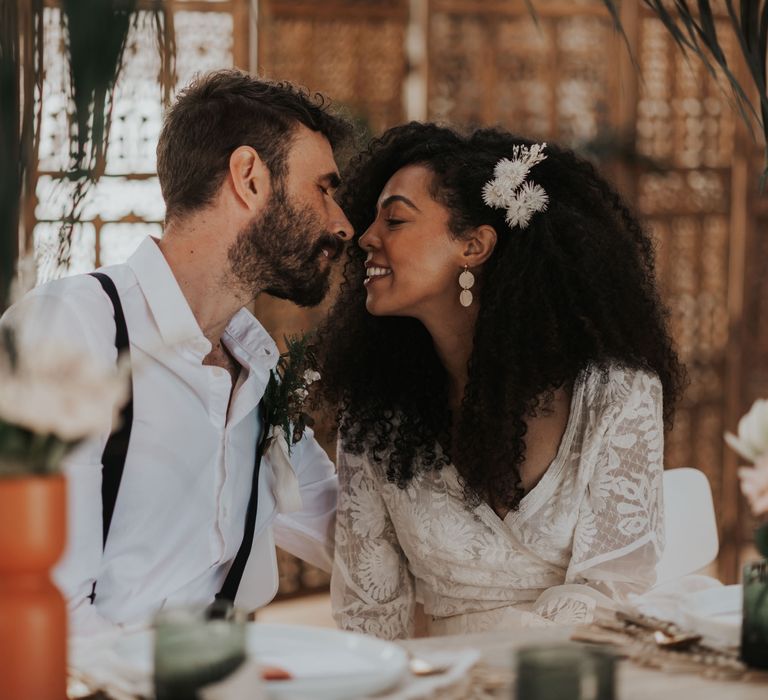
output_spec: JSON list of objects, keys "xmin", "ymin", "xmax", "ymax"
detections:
[
  {"xmin": 532, "ymin": 368, "xmax": 665, "ymax": 625},
  {"xmin": 330, "ymin": 443, "xmax": 415, "ymax": 640}
]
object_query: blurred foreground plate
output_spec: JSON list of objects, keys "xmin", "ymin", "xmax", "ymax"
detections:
[{"xmin": 112, "ymin": 622, "xmax": 408, "ymax": 699}]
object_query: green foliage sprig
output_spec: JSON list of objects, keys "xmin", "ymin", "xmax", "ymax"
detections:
[{"xmin": 261, "ymin": 334, "xmax": 320, "ymax": 455}]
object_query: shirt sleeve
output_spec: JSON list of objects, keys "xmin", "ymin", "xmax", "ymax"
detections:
[
  {"xmin": 531, "ymin": 368, "xmax": 665, "ymax": 625},
  {"xmin": 1, "ymin": 280, "xmax": 120, "ymax": 632},
  {"xmin": 330, "ymin": 442, "xmax": 415, "ymax": 640},
  {"xmin": 272, "ymin": 427, "xmax": 338, "ymax": 572}
]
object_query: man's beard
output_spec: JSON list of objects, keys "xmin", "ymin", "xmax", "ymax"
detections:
[{"xmin": 228, "ymin": 188, "xmax": 342, "ymax": 308}]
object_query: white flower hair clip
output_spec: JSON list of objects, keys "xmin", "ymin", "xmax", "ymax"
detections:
[{"xmin": 481, "ymin": 143, "xmax": 549, "ymax": 230}]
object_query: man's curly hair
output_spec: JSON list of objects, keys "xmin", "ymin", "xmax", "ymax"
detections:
[{"xmin": 316, "ymin": 122, "xmax": 686, "ymax": 511}]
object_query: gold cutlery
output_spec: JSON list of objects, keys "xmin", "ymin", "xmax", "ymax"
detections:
[{"xmin": 652, "ymin": 629, "xmax": 702, "ymax": 650}]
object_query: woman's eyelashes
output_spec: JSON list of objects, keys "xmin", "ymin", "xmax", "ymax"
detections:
[{"xmin": 385, "ymin": 217, "xmax": 406, "ymax": 228}]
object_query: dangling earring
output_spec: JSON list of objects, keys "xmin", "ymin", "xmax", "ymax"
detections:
[{"xmin": 458, "ymin": 265, "xmax": 475, "ymax": 307}]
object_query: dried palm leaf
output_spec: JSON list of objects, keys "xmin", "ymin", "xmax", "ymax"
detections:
[{"xmin": 600, "ymin": 0, "xmax": 768, "ymax": 175}]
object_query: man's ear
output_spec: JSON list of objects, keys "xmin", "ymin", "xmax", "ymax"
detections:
[
  {"xmin": 461, "ymin": 224, "xmax": 497, "ymax": 267},
  {"xmin": 229, "ymin": 146, "xmax": 271, "ymax": 211}
]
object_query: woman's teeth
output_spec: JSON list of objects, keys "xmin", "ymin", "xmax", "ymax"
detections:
[{"xmin": 366, "ymin": 267, "xmax": 392, "ymax": 281}]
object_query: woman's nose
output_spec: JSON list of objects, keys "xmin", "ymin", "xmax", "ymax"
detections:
[{"xmin": 358, "ymin": 224, "xmax": 379, "ymax": 251}]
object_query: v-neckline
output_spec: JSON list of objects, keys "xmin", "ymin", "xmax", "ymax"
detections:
[{"xmin": 472, "ymin": 372, "xmax": 586, "ymax": 530}]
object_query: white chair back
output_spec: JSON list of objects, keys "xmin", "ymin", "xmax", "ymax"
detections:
[{"xmin": 655, "ymin": 467, "xmax": 719, "ymax": 585}]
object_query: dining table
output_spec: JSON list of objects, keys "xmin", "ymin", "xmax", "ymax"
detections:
[
  {"xmin": 397, "ymin": 625, "xmax": 768, "ymax": 700},
  {"xmin": 67, "ymin": 621, "xmax": 768, "ymax": 700}
]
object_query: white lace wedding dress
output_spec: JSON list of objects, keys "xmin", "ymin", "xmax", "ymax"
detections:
[{"xmin": 331, "ymin": 365, "xmax": 665, "ymax": 639}]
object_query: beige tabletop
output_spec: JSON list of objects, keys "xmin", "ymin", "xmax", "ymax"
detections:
[{"xmin": 400, "ymin": 627, "xmax": 768, "ymax": 700}]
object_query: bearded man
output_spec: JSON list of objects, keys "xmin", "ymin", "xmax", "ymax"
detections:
[{"xmin": 1, "ymin": 70, "xmax": 353, "ymax": 634}]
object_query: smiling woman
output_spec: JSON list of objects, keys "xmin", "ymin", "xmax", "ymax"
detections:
[
  {"xmin": 359, "ymin": 166, "xmax": 478, "ymax": 322},
  {"xmin": 315, "ymin": 122, "xmax": 687, "ymax": 639}
]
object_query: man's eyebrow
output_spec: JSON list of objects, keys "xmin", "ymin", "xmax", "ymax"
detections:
[
  {"xmin": 320, "ymin": 172, "xmax": 341, "ymax": 189},
  {"xmin": 378, "ymin": 194, "xmax": 421, "ymax": 212}
]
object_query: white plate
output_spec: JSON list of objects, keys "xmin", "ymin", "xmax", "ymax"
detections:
[
  {"xmin": 680, "ymin": 584, "xmax": 742, "ymax": 648},
  {"xmin": 112, "ymin": 622, "xmax": 408, "ymax": 699}
]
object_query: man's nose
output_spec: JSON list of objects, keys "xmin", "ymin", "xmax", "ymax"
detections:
[{"xmin": 330, "ymin": 200, "xmax": 354, "ymax": 242}]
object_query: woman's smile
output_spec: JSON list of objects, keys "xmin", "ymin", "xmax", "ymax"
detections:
[{"xmin": 364, "ymin": 262, "xmax": 393, "ymax": 285}]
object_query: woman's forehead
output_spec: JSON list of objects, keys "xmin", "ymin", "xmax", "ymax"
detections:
[{"xmin": 378, "ymin": 164, "xmax": 434, "ymax": 207}]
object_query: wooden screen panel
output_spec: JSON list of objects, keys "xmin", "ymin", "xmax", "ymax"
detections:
[
  {"xmin": 255, "ymin": 0, "xmax": 410, "ymax": 598},
  {"xmin": 740, "ymin": 153, "xmax": 768, "ymax": 543},
  {"xmin": 32, "ymin": 1, "xmax": 245, "ymax": 277},
  {"xmin": 744, "ymin": 153, "xmax": 768, "ymax": 404},
  {"xmin": 426, "ymin": 1, "xmax": 756, "ymax": 580},
  {"xmin": 428, "ymin": 0, "xmax": 619, "ymax": 145},
  {"xmin": 257, "ymin": 0, "xmax": 408, "ymax": 136},
  {"xmin": 634, "ymin": 8, "xmax": 748, "ymax": 579},
  {"xmin": 254, "ymin": 0, "xmax": 409, "ymax": 350}
]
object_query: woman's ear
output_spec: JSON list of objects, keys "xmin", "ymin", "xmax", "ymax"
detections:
[
  {"xmin": 461, "ymin": 224, "xmax": 497, "ymax": 267},
  {"xmin": 229, "ymin": 145, "xmax": 271, "ymax": 211}
]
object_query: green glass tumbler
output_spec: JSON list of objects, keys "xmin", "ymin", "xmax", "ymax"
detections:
[
  {"xmin": 515, "ymin": 643, "xmax": 616, "ymax": 700},
  {"xmin": 742, "ymin": 558, "xmax": 768, "ymax": 670},
  {"xmin": 153, "ymin": 601, "xmax": 247, "ymax": 700}
]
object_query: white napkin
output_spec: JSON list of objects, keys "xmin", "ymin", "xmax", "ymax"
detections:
[
  {"xmin": 69, "ymin": 627, "xmax": 153, "ymax": 698},
  {"xmin": 266, "ymin": 426, "xmax": 303, "ymax": 513},
  {"xmin": 627, "ymin": 575, "xmax": 723, "ymax": 625},
  {"xmin": 625, "ymin": 575, "xmax": 739, "ymax": 649},
  {"xmin": 70, "ymin": 628, "xmax": 268, "ymax": 700}
]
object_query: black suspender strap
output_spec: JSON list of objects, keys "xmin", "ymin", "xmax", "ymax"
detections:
[
  {"xmin": 89, "ymin": 270, "xmax": 262, "ymax": 606},
  {"xmin": 90, "ymin": 272, "xmax": 134, "ymax": 548},
  {"xmin": 216, "ymin": 403, "xmax": 267, "ymax": 603}
]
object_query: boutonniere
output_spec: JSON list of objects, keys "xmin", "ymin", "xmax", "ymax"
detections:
[{"xmin": 261, "ymin": 334, "xmax": 320, "ymax": 513}]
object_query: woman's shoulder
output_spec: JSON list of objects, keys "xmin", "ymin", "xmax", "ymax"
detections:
[
  {"xmin": 579, "ymin": 362, "xmax": 663, "ymax": 412},
  {"xmin": 336, "ymin": 415, "xmax": 397, "ymax": 476}
]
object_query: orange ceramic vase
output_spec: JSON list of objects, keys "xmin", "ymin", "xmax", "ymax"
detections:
[{"xmin": 0, "ymin": 473, "xmax": 67, "ymax": 700}]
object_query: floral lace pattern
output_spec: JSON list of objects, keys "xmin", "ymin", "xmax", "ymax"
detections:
[{"xmin": 331, "ymin": 365, "xmax": 665, "ymax": 639}]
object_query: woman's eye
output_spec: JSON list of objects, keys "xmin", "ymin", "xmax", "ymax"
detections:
[{"xmin": 385, "ymin": 218, "xmax": 405, "ymax": 227}]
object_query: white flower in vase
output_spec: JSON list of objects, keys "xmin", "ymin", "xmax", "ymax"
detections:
[
  {"xmin": 725, "ymin": 398, "xmax": 768, "ymax": 462},
  {"xmin": 0, "ymin": 327, "xmax": 130, "ymax": 474}
]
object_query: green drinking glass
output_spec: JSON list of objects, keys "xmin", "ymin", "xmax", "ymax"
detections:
[
  {"xmin": 742, "ymin": 558, "xmax": 768, "ymax": 670},
  {"xmin": 515, "ymin": 643, "xmax": 616, "ymax": 700},
  {"xmin": 153, "ymin": 601, "xmax": 247, "ymax": 700}
]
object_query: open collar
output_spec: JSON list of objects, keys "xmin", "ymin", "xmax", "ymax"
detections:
[{"xmin": 127, "ymin": 236, "xmax": 279, "ymax": 373}]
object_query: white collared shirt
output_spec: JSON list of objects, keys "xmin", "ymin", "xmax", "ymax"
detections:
[{"xmin": 1, "ymin": 237, "xmax": 337, "ymax": 634}]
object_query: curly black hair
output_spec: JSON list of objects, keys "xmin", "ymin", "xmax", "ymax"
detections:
[{"xmin": 316, "ymin": 122, "xmax": 686, "ymax": 511}]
